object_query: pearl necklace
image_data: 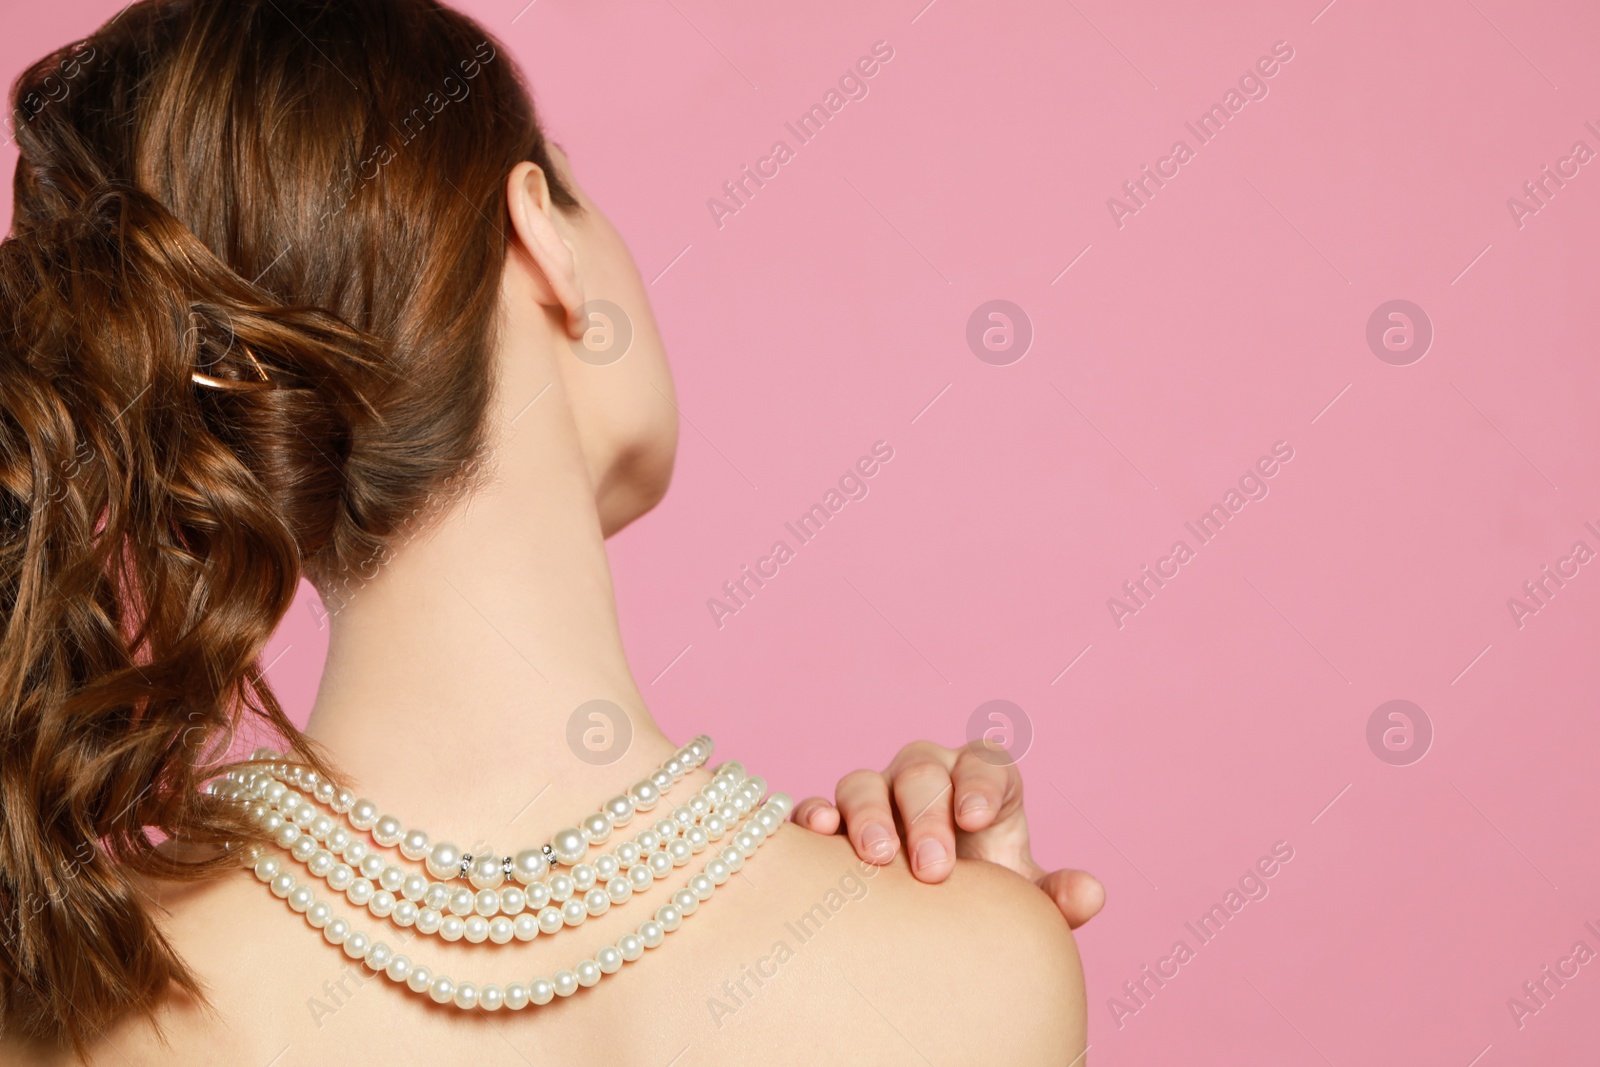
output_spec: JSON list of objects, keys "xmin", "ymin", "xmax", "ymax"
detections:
[
  {"xmin": 241, "ymin": 762, "xmax": 760, "ymax": 940},
  {"xmin": 217, "ymin": 738, "xmax": 792, "ymax": 1012},
  {"xmin": 253, "ymin": 736, "xmax": 715, "ymax": 888}
]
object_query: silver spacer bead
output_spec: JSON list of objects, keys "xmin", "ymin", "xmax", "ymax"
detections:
[
  {"xmin": 501, "ymin": 855, "xmax": 515, "ymax": 876},
  {"xmin": 459, "ymin": 854, "xmax": 473, "ymax": 878}
]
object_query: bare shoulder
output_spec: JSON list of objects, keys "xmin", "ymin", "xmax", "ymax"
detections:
[{"xmin": 720, "ymin": 826, "xmax": 1087, "ymax": 1065}]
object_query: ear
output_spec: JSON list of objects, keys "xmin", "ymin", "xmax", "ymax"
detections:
[{"xmin": 505, "ymin": 161, "xmax": 585, "ymax": 338}]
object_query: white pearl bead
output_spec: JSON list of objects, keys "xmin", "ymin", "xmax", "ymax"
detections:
[
  {"xmin": 261, "ymin": 812, "xmax": 284, "ymax": 833},
  {"xmin": 309, "ymin": 814, "xmax": 334, "ymax": 839},
  {"xmin": 615, "ymin": 842, "xmax": 641, "ymax": 866},
  {"xmin": 511, "ymin": 848, "xmax": 549, "ymax": 885},
  {"xmin": 349, "ymin": 799, "xmax": 379, "ymax": 830},
  {"xmin": 735, "ymin": 832, "xmax": 757, "ymax": 857},
  {"xmin": 386, "ymin": 955, "xmax": 412, "ymax": 983},
  {"xmin": 665, "ymin": 757, "xmax": 684, "ymax": 779},
  {"xmin": 269, "ymin": 872, "xmax": 294, "ymax": 898},
  {"xmin": 530, "ymin": 978, "xmax": 555, "ymax": 1006},
  {"xmin": 288, "ymin": 886, "xmax": 315, "ymax": 912},
  {"xmin": 468, "ymin": 852, "xmax": 505, "ymax": 890},
  {"xmin": 358, "ymin": 854, "xmax": 384, "ymax": 880},
  {"xmin": 596, "ymin": 946, "xmax": 623, "ymax": 974},
  {"xmin": 407, "ymin": 966, "xmax": 433, "ymax": 994},
  {"xmin": 656, "ymin": 904, "xmax": 682, "ymax": 931},
  {"xmin": 315, "ymin": 781, "xmax": 336, "ymax": 805},
  {"xmin": 448, "ymin": 887, "xmax": 475, "ymax": 917},
  {"xmin": 505, "ymin": 983, "xmax": 530, "ymax": 1010},
  {"xmin": 423, "ymin": 883, "xmax": 451, "ymax": 911},
  {"xmin": 650, "ymin": 769, "xmax": 672, "ymax": 790},
  {"xmin": 630, "ymin": 780, "xmax": 660, "ymax": 811},
  {"xmin": 607, "ymin": 877, "xmax": 633, "ymax": 904},
  {"xmin": 307, "ymin": 901, "xmax": 332, "ymax": 928},
  {"xmin": 628, "ymin": 864, "xmax": 652, "ymax": 891},
  {"xmin": 594, "ymin": 855, "xmax": 620, "ymax": 880},
  {"xmin": 324, "ymin": 918, "xmax": 350, "ymax": 945},
  {"xmin": 333, "ymin": 787, "xmax": 355, "ymax": 814},
  {"xmin": 428, "ymin": 975, "xmax": 454, "ymax": 1004},
  {"xmin": 499, "ymin": 887, "xmax": 526, "ymax": 915},
  {"xmin": 561, "ymin": 899, "xmax": 587, "ymax": 926},
  {"xmin": 552, "ymin": 970, "xmax": 578, "ymax": 998},
  {"xmin": 548, "ymin": 875, "xmax": 574, "ymax": 903},
  {"xmin": 618, "ymin": 933, "xmax": 644, "ymax": 961},
  {"xmin": 463, "ymin": 916, "xmax": 489, "ymax": 943},
  {"xmin": 400, "ymin": 829, "xmax": 430, "ymax": 861},
  {"xmin": 366, "ymin": 887, "xmax": 392, "ymax": 915},
  {"xmin": 647, "ymin": 851, "xmax": 672, "ymax": 878},
  {"xmin": 686, "ymin": 827, "xmax": 709, "ymax": 853},
  {"xmin": 634, "ymin": 830, "xmax": 660, "ymax": 852},
  {"xmin": 604, "ymin": 794, "xmax": 635, "ymax": 826},
  {"xmin": 668, "ymin": 840, "xmax": 692, "ymax": 866},
  {"xmin": 479, "ymin": 984, "xmax": 503, "ymax": 1012},
  {"xmin": 426, "ymin": 842, "xmax": 463, "ymax": 882},
  {"xmin": 365, "ymin": 942, "xmax": 392, "ymax": 970},
  {"xmin": 402, "ymin": 873, "xmax": 428, "ymax": 901},
  {"xmin": 537, "ymin": 907, "xmax": 564, "ymax": 935},
  {"xmin": 654, "ymin": 818, "xmax": 679, "ymax": 840},
  {"xmin": 453, "ymin": 982, "xmax": 478, "ymax": 1010},
  {"xmin": 307, "ymin": 850, "xmax": 334, "ymax": 877},
  {"xmin": 292, "ymin": 806, "xmax": 316, "ymax": 830},
  {"xmin": 672, "ymin": 888, "xmax": 698, "ymax": 916},
  {"xmin": 253, "ymin": 856, "xmax": 280, "ymax": 882},
  {"xmin": 575, "ymin": 959, "xmax": 601, "ymax": 988},
  {"xmin": 475, "ymin": 889, "xmax": 499, "ymax": 917},
  {"xmin": 439, "ymin": 916, "xmax": 466, "ymax": 942},
  {"xmin": 372, "ymin": 815, "xmax": 403, "ymax": 847},
  {"xmin": 416, "ymin": 908, "xmax": 443, "ymax": 935},
  {"xmin": 328, "ymin": 828, "xmax": 354, "ymax": 854},
  {"xmin": 513, "ymin": 914, "xmax": 539, "ymax": 941},
  {"xmin": 327, "ymin": 864, "xmax": 354, "ymax": 892},
  {"xmin": 376, "ymin": 865, "xmax": 402, "ymax": 893},
  {"xmin": 346, "ymin": 878, "xmax": 374, "ymax": 906},
  {"xmin": 755, "ymin": 810, "xmax": 779, "ymax": 833},
  {"xmin": 720, "ymin": 846, "xmax": 744, "ymax": 871},
  {"xmin": 526, "ymin": 882, "xmax": 552, "ymax": 909},
  {"xmin": 488, "ymin": 917, "xmax": 514, "ymax": 944},
  {"xmin": 581, "ymin": 812, "xmax": 613, "ymax": 845},
  {"xmin": 550, "ymin": 827, "xmax": 587, "ymax": 865},
  {"xmin": 343, "ymin": 931, "xmax": 369, "ymax": 959},
  {"xmin": 584, "ymin": 887, "xmax": 610, "ymax": 917},
  {"xmin": 392, "ymin": 900, "xmax": 419, "ymax": 927},
  {"xmin": 571, "ymin": 865, "xmax": 597, "ymax": 892},
  {"xmin": 639, "ymin": 920, "xmax": 664, "ymax": 948},
  {"xmin": 690, "ymin": 873, "xmax": 715, "ymax": 900}
]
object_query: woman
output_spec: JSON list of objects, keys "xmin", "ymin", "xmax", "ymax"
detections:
[{"xmin": 0, "ymin": 1, "xmax": 1092, "ymax": 1062}]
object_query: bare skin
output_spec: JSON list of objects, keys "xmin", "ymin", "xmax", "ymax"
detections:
[{"xmin": 2, "ymin": 149, "xmax": 1086, "ymax": 1065}]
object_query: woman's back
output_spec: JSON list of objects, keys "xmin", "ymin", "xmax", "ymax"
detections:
[{"xmin": 64, "ymin": 826, "xmax": 1083, "ymax": 1066}]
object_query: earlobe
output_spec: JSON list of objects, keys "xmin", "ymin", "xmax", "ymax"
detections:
[{"xmin": 504, "ymin": 162, "xmax": 585, "ymax": 337}]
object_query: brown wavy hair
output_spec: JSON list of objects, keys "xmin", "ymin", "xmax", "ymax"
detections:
[{"xmin": 0, "ymin": 0, "xmax": 575, "ymax": 1049}]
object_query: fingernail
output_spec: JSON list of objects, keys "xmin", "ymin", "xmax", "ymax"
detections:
[
  {"xmin": 860, "ymin": 823, "xmax": 895, "ymax": 861},
  {"xmin": 913, "ymin": 838, "xmax": 949, "ymax": 873},
  {"xmin": 958, "ymin": 795, "xmax": 990, "ymax": 817}
]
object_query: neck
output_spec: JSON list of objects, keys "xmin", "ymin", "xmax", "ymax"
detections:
[{"xmin": 302, "ymin": 307, "xmax": 675, "ymax": 854}]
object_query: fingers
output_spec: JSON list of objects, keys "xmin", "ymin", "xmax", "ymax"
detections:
[
  {"xmin": 790, "ymin": 797, "xmax": 841, "ymax": 835},
  {"xmin": 889, "ymin": 758, "xmax": 959, "ymax": 882},
  {"xmin": 949, "ymin": 745, "xmax": 1022, "ymax": 832},
  {"xmin": 835, "ymin": 770, "xmax": 899, "ymax": 864},
  {"xmin": 1037, "ymin": 869, "xmax": 1107, "ymax": 930}
]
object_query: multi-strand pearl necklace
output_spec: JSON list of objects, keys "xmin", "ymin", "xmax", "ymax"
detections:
[{"xmin": 217, "ymin": 736, "xmax": 791, "ymax": 1012}]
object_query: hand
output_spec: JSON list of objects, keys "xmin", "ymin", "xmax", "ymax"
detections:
[{"xmin": 792, "ymin": 741, "xmax": 1106, "ymax": 929}]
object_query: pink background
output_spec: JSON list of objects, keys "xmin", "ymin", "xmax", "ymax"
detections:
[{"xmin": 7, "ymin": 0, "xmax": 1600, "ymax": 1062}]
